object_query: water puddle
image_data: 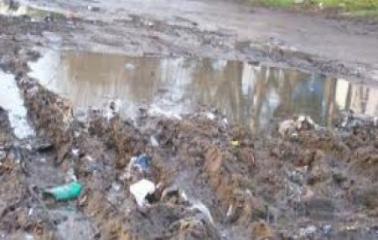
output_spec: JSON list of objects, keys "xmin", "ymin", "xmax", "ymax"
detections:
[
  {"xmin": 0, "ymin": 70, "xmax": 35, "ymax": 139},
  {"xmin": 29, "ymin": 50, "xmax": 378, "ymax": 131}
]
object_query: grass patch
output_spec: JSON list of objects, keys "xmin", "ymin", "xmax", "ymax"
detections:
[
  {"xmin": 256, "ymin": 0, "xmax": 294, "ymax": 8},
  {"xmin": 252, "ymin": 0, "xmax": 378, "ymax": 11},
  {"xmin": 316, "ymin": 0, "xmax": 378, "ymax": 11}
]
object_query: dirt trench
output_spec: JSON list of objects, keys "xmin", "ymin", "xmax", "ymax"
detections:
[{"xmin": 0, "ymin": 0, "xmax": 378, "ymax": 239}]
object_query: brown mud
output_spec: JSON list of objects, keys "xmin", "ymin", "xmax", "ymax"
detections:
[{"xmin": 0, "ymin": 0, "xmax": 378, "ymax": 239}]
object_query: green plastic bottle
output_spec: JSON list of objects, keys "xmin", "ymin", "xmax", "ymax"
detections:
[{"xmin": 44, "ymin": 181, "xmax": 83, "ymax": 201}]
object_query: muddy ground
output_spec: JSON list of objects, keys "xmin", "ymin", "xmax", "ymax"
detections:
[{"xmin": 0, "ymin": 0, "xmax": 378, "ymax": 239}]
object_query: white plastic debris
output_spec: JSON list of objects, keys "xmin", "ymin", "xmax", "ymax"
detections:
[
  {"xmin": 299, "ymin": 225, "xmax": 317, "ymax": 237},
  {"xmin": 129, "ymin": 179, "xmax": 156, "ymax": 207},
  {"xmin": 111, "ymin": 182, "xmax": 121, "ymax": 192},
  {"xmin": 279, "ymin": 115, "xmax": 318, "ymax": 137},
  {"xmin": 226, "ymin": 204, "xmax": 233, "ymax": 217},
  {"xmin": 71, "ymin": 148, "xmax": 80, "ymax": 156},
  {"xmin": 28, "ymin": 208, "xmax": 34, "ymax": 216},
  {"xmin": 125, "ymin": 63, "xmax": 135, "ymax": 70},
  {"xmin": 26, "ymin": 144, "xmax": 32, "ymax": 151},
  {"xmin": 87, "ymin": 5, "xmax": 100, "ymax": 12},
  {"xmin": 297, "ymin": 115, "xmax": 317, "ymax": 130},
  {"xmin": 105, "ymin": 99, "xmax": 122, "ymax": 121},
  {"xmin": 122, "ymin": 156, "xmax": 137, "ymax": 181},
  {"xmin": 180, "ymin": 191, "xmax": 188, "ymax": 202},
  {"xmin": 25, "ymin": 234, "xmax": 34, "ymax": 240},
  {"xmin": 84, "ymin": 155, "xmax": 94, "ymax": 162},
  {"xmin": 205, "ymin": 112, "xmax": 216, "ymax": 120},
  {"xmin": 65, "ymin": 168, "xmax": 77, "ymax": 182},
  {"xmin": 150, "ymin": 136, "xmax": 159, "ymax": 147},
  {"xmin": 0, "ymin": 150, "xmax": 6, "ymax": 160},
  {"xmin": 279, "ymin": 119, "xmax": 296, "ymax": 137}
]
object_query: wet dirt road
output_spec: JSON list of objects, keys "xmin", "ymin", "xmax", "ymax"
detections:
[{"xmin": 0, "ymin": 0, "xmax": 378, "ymax": 239}]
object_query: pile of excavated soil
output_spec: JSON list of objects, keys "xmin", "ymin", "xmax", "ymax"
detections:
[{"xmin": 1, "ymin": 72, "xmax": 377, "ymax": 239}]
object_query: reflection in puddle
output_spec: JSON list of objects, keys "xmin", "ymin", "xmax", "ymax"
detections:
[
  {"xmin": 0, "ymin": 71, "xmax": 35, "ymax": 139},
  {"xmin": 29, "ymin": 50, "xmax": 378, "ymax": 131}
]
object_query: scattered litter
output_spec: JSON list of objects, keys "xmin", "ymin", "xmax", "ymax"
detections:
[
  {"xmin": 222, "ymin": 118, "xmax": 229, "ymax": 127},
  {"xmin": 134, "ymin": 154, "xmax": 152, "ymax": 172},
  {"xmin": 299, "ymin": 225, "xmax": 317, "ymax": 237},
  {"xmin": 87, "ymin": 5, "xmax": 100, "ymax": 12},
  {"xmin": 71, "ymin": 148, "xmax": 80, "ymax": 156},
  {"xmin": 205, "ymin": 112, "xmax": 216, "ymax": 120},
  {"xmin": 161, "ymin": 186, "xmax": 180, "ymax": 201},
  {"xmin": 105, "ymin": 99, "xmax": 122, "ymax": 121},
  {"xmin": 142, "ymin": 19, "xmax": 154, "ymax": 27},
  {"xmin": 297, "ymin": 115, "xmax": 317, "ymax": 130},
  {"xmin": 112, "ymin": 182, "xmax": 122, "ymax": 192},
  {"xmin": 189, "ymin": 201, "xmax": 214, "ymax": 225},
  {"xmin": 129, "ymin": 179, "xmax": 156, "ymax": 207},
  {"xmin": 0, "ymin": 150, "xmax": 6, "ymax": 160},
  {"xmin": 84, "ymin": 155, "xmax": 94, "ymax": 162},
  {"xmin": 125, "ymin": 63, "xmax": 135, "ymax": 70},
  {"xmin": 44, "ymin": 182, "xmax": 83, "ymax": 201},
  {"xmin": 28, "ymin": 208, "xmax": 33, "ymax": 216},
  {"xmin": 150, "ymin": 136, "xmax": 159, "ymax": 147},
  {"xmin": 211, "ymin": 59, "xmax": 227, "ymax": 71},
  {"xmin": 123, "ymin": 154, "xmax": 153, "ymax": 180},
  {"xmin": 34, "ymin": 140, "xmax": 53, "ymax": 152},
  {"xmin": 226, "ymin": 204, "xmax": 233, "ymax": 217},
  {"xmin": 279, "ymin": 115, "xmax": 318, "ymax": 137},
  {"xmin": 279, "ymin": 119, "xmax": 297, "ymax": 137},
  {"xmin": 322, "ymin": 224, "xmax": 332, "ymax": 236},
  {"xmin": 180, "ymin": 190, "xmax": 188, "ymax": 202},
  {"xmin": 65, "ymin": 168, "xmax": 77, "ymax": 182},
  {"xmin": 26, "ymin": 86, "xmax": 38, "ymax": 97},
  {"xmin": 231, "ymin": 140, "xmax": 240, "ymax": 147},
  {"xmin": 25, "ymin": 234, "xmax": 34, "ymax": 240}
]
